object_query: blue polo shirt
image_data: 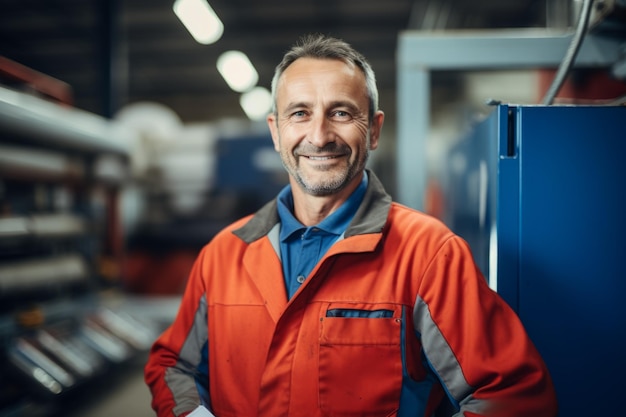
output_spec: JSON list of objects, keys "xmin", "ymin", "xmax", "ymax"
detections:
[{"xmin": 277, "ymin": 172, "xmax": 368, "ymax": 299}]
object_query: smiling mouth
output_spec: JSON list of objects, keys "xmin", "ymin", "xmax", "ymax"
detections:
[{"xmin": 306, "ymin": 155, "xmax": 340, "ymax": 161}]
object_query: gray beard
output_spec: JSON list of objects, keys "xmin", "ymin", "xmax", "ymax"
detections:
[{"xmin": 287, "ymin": 147, "xmax": 369, "ymax": 197}]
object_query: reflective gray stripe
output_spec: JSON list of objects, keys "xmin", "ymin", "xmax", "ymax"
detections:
[
  {"xmin": 456, "ymin": 395, "xmax": 487, "ymax": 416},
  {"xmin": 164, "ymin": 294, "xmax": 208, "ymax": 416},
  {"xmin": 413, "ymin": 296, "xmax": 491, "ymax": 415},
  {"xmin": 413, "ymin": 295, "xmax": 473, "ymax": 402}
]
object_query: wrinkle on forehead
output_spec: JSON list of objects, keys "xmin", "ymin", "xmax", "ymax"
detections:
[{"xmin": 275, "ymin": 58, "xmax": 369, "ymax": 115}]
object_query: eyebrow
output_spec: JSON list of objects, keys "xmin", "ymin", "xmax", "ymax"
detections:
[
  {"xmin": 329, "ymin": 100, "xmax": 360, "ymax": 114},
  {"xmin": 282, "ymin": 101, "xmax": 311, "ymax": 115}
]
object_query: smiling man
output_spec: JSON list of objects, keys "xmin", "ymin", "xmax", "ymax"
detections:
[{"xmin": 145, "ymin": 34, "xmax": 558, "ymax": 417}]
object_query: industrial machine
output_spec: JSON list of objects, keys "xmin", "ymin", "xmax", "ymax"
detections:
[{"xmin": 441, "ymin": 104, "xmax": 626, "ymax": 417}]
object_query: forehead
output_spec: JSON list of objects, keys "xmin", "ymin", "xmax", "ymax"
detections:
[
  {"xmin": 276, "ymin": 57, "xmax": 367, "ymax": 103},
  {"xmin": 283, "ymin": 56, "xmax": 358, "ymax": 76}
]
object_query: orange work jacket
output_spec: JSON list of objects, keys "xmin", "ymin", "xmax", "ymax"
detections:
[{"xmin": 145, "ymin": 170, "xmax": 557, "ymax": 417}]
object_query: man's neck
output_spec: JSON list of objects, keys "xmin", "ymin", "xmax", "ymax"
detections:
[{"xmin": 290, "ymin": 177, "xmax": 361, "ymax": 227}]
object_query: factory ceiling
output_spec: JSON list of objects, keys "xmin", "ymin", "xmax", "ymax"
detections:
[{"xmin": 0, "ymin": 0, "xmax": 551, "ymax": 124}]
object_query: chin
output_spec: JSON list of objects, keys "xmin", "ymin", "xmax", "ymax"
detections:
[{"xmin": 301, "ymin": 174, "xmax": 353, "ymax": 196}]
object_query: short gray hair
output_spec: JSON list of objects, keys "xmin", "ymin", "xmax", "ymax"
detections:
[{"xmin": 270, "ymin": 34, "xmax": 379, "ymax": 121}]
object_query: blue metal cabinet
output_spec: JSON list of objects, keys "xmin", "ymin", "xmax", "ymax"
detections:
[{"xmin": 444, "ymin": 104, "xmax": 626, "ymax": 416}]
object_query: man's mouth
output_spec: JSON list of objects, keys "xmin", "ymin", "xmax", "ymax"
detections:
[{"xmin": 306, "ymin": 155, "xmax": 339, "ymax": 161}]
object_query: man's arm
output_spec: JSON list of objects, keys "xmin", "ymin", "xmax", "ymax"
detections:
[
  {"xmin": 145, "ymin": 251, "xmax": 211, "ymax": 417},
  {"xmin": 414, "ymin": 236, "xmax": 558, "ymax": 416}
]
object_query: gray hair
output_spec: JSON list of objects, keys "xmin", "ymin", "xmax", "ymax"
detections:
[{"xmin": 270, "ymin": 34, "xmax": 379, "ymax": 121}]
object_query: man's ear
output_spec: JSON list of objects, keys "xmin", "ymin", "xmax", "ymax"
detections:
[
  {"xmin": 369, "ymin": 110, "xmax": 385, "ymax": 150},
  {"xmin": 267, "ymin": 113, "xmax": 280, "ymax": 152}
]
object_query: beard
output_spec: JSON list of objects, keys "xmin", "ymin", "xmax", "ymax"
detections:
[{"xmin": 279, "ymin": 140, "xmax": 370, "ymax": 197}]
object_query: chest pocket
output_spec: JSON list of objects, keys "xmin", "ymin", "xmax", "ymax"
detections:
[{"xmin": 318, "ymin": 302, "xmax": 403, "ymax": 417}]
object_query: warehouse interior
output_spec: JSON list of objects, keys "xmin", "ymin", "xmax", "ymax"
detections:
[{"xmin": 1, "ymin": 0, "xmax": 625, "ymax": 416}]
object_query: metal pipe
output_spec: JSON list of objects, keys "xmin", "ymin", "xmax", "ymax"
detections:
[
  {"xmin": 0, "ymin": 255, "xmax": 88, "ymax": 294},
  {"xmin": 0, "ymin": 85, "xmax": 134, "ymax": 156}
]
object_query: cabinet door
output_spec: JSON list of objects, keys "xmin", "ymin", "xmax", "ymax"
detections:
[{"xmin": 511, "ymin": 106, "xmax": 626, "ymax": 417}]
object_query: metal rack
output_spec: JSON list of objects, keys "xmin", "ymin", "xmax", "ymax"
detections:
[{"xmin": 0, "ymin": 70, "xmax": 157, "ymax": 416}]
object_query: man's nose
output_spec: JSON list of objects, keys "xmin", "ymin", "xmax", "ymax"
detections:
[{"xmin": 307, "ymin": 115, "xmax": 335, "ymax": 147}]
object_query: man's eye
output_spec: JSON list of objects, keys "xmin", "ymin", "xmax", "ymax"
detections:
[
  {"xmin": 292, "ymin": 110, "xmax": 306, "ymax": 117},
  {"xmin": 333, "ymin": 110, "xmax": 352, "ymax": 119}
]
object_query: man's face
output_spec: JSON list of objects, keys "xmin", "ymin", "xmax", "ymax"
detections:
[{"xmin": 267, "ymin": 57, "xmax": 383, "ymax": 196}]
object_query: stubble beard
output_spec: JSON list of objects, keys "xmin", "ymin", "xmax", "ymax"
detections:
[{"xmin": 281, "ymin": 141, "xmax": 370, "ymax": 197}]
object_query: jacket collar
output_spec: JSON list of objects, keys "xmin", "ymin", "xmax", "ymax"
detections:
[{"xmin": 233, "ymin": 169, "xmax": 392, "ymax": 244}]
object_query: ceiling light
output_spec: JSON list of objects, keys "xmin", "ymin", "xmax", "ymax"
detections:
[
  {"xmin": 217, "ymin": 51, "xmax": 259, "ymax": 93},
  {"xmin": 173, "ymin": 0, "xmax": 223, "ymax": 45},
  {"xmin": 240, "ymin": 87, "xmax": 272, "ymax": 121}
]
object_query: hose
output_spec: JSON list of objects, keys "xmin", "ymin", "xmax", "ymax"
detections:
[{"xmin": 542, "ymin": 0, "xmax": 595, "ymax": 105}]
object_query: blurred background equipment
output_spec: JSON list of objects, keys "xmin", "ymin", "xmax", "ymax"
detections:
[
  {"xmin": 114, "ymin": 100, "xmax": 286, "ymax": 295},
  {"xmin": 0, "ymin": 61, "xmax": 163, "ymax": 417}
]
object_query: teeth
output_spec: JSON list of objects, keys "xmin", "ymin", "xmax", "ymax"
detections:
[{"xmin": 308, "ymin": 156, "xmax": 335, "ymax": 160}]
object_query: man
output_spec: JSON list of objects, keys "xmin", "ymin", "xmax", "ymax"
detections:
[{"xmin": 145, "ymin": 34, "xmax": 557, "ymax": 417}]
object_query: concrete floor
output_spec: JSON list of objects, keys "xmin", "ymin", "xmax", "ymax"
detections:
[{"xmin": 66, "ymin": 359, "xmax": 155, "ymax": 417}]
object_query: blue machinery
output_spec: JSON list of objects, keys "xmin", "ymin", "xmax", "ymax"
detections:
[
  {"xmin": 397, "ymin": 30, "xmax": 626, "ymax": 416},
  {"xmin": 446, "ymin": 104, "xmax": 625, "ymax": 416}
]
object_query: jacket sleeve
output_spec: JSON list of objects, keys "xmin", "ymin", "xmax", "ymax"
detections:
[
  {"xmin": 414, "ymin": 236, "xmax": 558, "ymax": 417},
  {"xmin": 145, "ymin": 248, "xmax": 211, "ymax": 417}
]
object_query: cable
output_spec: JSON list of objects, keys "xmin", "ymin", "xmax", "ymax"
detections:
[{"xmin": 542, "ymin": 0, "xmax": 595, "ymax": 105}]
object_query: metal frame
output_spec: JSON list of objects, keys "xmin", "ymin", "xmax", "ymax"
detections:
[{"xmin": 396, "ymin": 29, "xmax": 623, "ymax": 209}]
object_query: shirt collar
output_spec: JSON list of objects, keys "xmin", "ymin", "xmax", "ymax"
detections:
[{"xmin": 277, "ymin": 172, "xmax": 369, "ymax": 242}]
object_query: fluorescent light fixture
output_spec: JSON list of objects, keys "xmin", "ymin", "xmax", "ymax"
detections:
[
  {"xmin": 217, "ymin": 50, "xmax": 259, "ymax": 93},
  {"xmin": 173, "ymin": 0, "xmax": 223, "ymax": 45},
  {"xmin": 240, "ymin": 86, "xmax": 272, "ymax": 120}
]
